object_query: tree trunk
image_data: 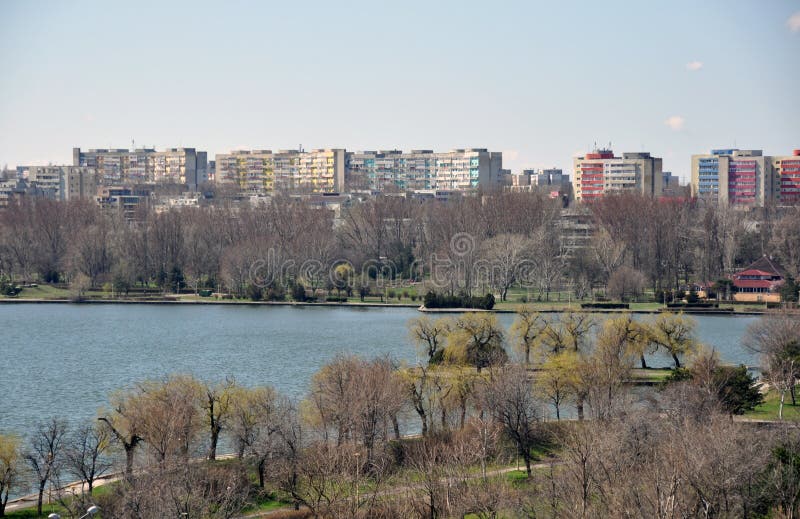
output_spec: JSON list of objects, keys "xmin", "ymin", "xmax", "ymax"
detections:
[
  {"xmin": 37, "ymin": 480, "xmax": 45, "ymax": 517},
  {"xmin": 791, "ymin": 385, "xmax": 797, "ymax": 406},
  {"xmin": 640, "ymin": 354, "xmax": 647, "ymax": 369},
  {"xmin": 392, "ymin": 415, "xmax": 401, "ymax": 440},
  {"xmin": 577, "ymin": 398, "xmax": 585, "ymax": 421},
  {"xmin": 523, "ymin": 451, "xmax": 532, "ymax": 477},
  {"xmin": 209, "ymin": 425, "xmax": 220, "ymax": 460},
  {"xmin": 672, "ymin": 353, "xmax": 681, "ymax": 369},
  {"xmin": 125, "ymin": 446, "xmax": 135, "ymax": 479},
  {"xmin": 780, "ymin": 390, "xmax": 786, "ymax": 421},
  {"xmin": 258, "ymin": 458, "xmax": 266, "ymax": 488}
]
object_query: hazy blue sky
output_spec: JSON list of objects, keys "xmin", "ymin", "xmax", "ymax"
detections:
[{"xmin": 1, "ymin": 0, "xmax": 799, "ymax": 180}]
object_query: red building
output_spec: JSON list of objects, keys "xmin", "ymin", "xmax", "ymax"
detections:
[{"xmin": 775, "ymin": 150, "xmax": 800, "ymax": 204}]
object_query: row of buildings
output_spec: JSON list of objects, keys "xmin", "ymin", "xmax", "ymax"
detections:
[
  {"xmin": 569, "ymin": 147, "xmax": 800, "ymax": 206},
  {"xmin": 690, "ymin": 148, "xmax": 800, "ymax": 206},
  {"xmin": 214, "ymin": 147, "xmax": 504, "ymax": 193},
  {"xmin": 3, "ymin": 145, "xmax": 799, "ymax": 208}
]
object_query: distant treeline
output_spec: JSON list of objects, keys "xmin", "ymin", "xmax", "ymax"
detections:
[{"xmin": 0, "ymin": 192, "xmax": 798, "ymax": 301}]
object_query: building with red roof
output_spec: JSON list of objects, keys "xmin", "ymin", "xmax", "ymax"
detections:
[{"xmin": 732, "ymin": 255, "xmax": 787, "ymax": 302}]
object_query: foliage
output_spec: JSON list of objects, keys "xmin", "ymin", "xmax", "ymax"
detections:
[
  {"xmin": 423, "ymin": 290, "xmax": 495, "ymax": 310},
  {"xmin": 713, "ymin": 365, "xmax": 765, "ymax": 415}
]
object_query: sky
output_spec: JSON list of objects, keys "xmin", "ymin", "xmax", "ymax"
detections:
[{"xmin": 1, "ymin": 0, "xmax": 799, "ymax": 182}]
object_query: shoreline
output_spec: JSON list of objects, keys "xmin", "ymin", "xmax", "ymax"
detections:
[{"xmin": 0, "ymin": 297, "xmax": 771, "ymax": 315}]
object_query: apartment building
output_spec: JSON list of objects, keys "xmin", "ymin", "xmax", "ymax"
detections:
[
  {"xmin": 73, "ymin": 147, "xmax": 207, "ymax": 190},
  {"xmin": 345, "ymin": 148, "xmax": 502, "ymax": 192},
  {"xmin": 27, "ymin": 166, "xmax": 97, "ymax": 201},
  {"xmin": 771, "ymin": 150, "xmax": 800, "ymax": 204},
  {"xmin": 215, "ymin": 147, "xmax": 501, "ymax": 194},
  {"xmin": 690, "ymin": 149, "xmax": 772, "ymax": 206},
  {"xmin": 572, "ymin": 149, "xmax": 662, "ymax": 201},
  {"xmin": 215, "ymin": 149, "xmax": 345, "ymax": 194}
]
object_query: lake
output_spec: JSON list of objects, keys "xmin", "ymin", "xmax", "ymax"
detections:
[{"xmin": 0, "ymin": 304, "xmax": 760, "ymax": 436}]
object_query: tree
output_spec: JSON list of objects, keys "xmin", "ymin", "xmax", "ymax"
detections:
[
  {"xmin": 481, "ymin": 365, "xmax": 543, "ymax": 476},
  {"xmin": 63, "ymin": 423, "xmax": 112, "ymax": 493},
  {"xmin": 781, "ymin": 276, "xmax": 800, "ymax": 303},
  {"xmin": 132, "ymin": 375, "xmax": 204, "ymax": 463},
  {"xmin": 444, "ymin": 313, "xmax": 507, "ymax": 373},
  {"xmin": 745, "ymin": 313, "xmax": 800, "ymax": 412},
  {"xmin": 25, "ymin": 417, "xmax": 68, "ymax": 517},
  {"xmin": 0, "ymin": 434, "xmax": 21, "ymax": 518},
  {"xmin": 606, "ymin": 265, "xmax": 647, "ymax": 302},
  {"xmin": 538, "ymin": 311, "xmax": 595, "ymax": 355},
  {"xmin": 408, "ymin": 316, "xmax": 450, "ymax": 365},
  {"xmin": 202, "ymin": 378, "xmax": 237, "ymax": 460},
  {"xmin": 98, "ymin": 392, "xmax": 143, "ymax": 479},
  {"xmin": 535, "ymin": 352, "xmax": 579, "ymax": 420},
  {"xmin": 228, "ymin": 385, "xmax": 278, "ymax": 461},
  {"xmin": 510, "ymin": 306, "xmax": 546, "ymax": 365},
  {"xmin": 647, "ymin": 312, "xmax": 698, "ymax": 368},
  {"xmin": 481, "ymin": 233, "xmax": 534, "ymax": 301},
  {"xmin": 713, "ymin": 365, "xmax": 764, "ymax": 415}
]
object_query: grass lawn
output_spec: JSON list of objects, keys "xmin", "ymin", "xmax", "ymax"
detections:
[
  {"xmin": 7, "ymin": 284, "xmax": 70, "ymax": 300},
  {"xmin": 746, "ymin": 388, "xmax": 800, "ymax": 421}
]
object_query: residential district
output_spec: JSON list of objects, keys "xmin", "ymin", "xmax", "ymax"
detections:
[{"xmin": 1, "ymin": 145, "xmax": 798, "ymax": 211}]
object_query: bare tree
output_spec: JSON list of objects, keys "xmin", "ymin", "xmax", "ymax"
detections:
[
  {"xmin": 63, "ymin": 422, "xmax": 113, "ymax": 493},
  {"xmin": 408, "ymin": 316, "xmax": 450, "ymax": 365},
  {"xmin": 203, "ymin": 378, "xmax": 237, "ymax": 460},
  {"xmin": 510, "ymin": 306, "xmax": 547, "ymax": 365},
  {"xmin": 25, "ymin": 417, "xmax": 68, "ymax": 516},
  {"xmin": 480, "ymin": 365, "xmax": 543, "ymax": 476}
]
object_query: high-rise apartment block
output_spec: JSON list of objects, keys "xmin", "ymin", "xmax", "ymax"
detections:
[
  {"xmin": 572, "ymin": 149, "xmax": 662, "ymax": 201},
  {"xmin": 215, "ymin": 149, "xmax": 345, "ymax": 194},
  {"xmin": 72, "ymin": 147, "xmax": 207, "ymax": 190},
  {"xmin": 27, "ymin": 166, "xmax": 97, "ymax": 201},
  {"xmin": 688, "ymin": 148, "xmax": 800, "ymax": 206},
  {"xmin": 772, "ymin": 150, "xmax": 800, "ymax": 205},
  {"xmin": 215, "ymin": 148, "xmax": 502, "ymax": 194}
]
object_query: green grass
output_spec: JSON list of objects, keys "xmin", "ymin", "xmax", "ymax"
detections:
[
  {"xmin": 631, "ymin": 368, "xmax": 674, "ymax": 383},
  {"xmin": 745, "ymin": 388, "xmax": 800, "ymax": 421},
  {"xmin": 240, "ymin": 491, "xmax": 294, "ymax": 513},
  {"xmin": 7, "ymin": 284, "xmax": 70, "ymax": 300}
]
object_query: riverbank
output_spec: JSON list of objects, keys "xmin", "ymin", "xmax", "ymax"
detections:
[{"xmin": 0, "ymin": 295, "xmax": 776, "ymax": 315}]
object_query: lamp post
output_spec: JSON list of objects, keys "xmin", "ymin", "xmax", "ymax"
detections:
[{"xmin": 48, "ymin": 505, "xmax": 99, "ymax": 519}]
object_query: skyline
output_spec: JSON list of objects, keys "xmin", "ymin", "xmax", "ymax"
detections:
[{"xmin": 1, "ymin": 0, "xmax": 799, "ymax": 182}]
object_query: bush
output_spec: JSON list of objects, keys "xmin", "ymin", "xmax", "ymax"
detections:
[
  {"xmin": 265, "ymin": 284, "xmax": 286, "ymax": 301},
  {"xmin": 423, "ymin": 291, "xmax": 495, "ymax": 310},
  {"xmin": 246, "ymin": 284, "xmax": 263, "ymax": 301},
  {"xmin": 199, "ymin": 289, "xmax": 213, "ymax": 297},
  {"xmin": 1, "ymin": 278, "xmax": 22, "ymax": 297},
  {"xmin": 580, "ymin": 302, "xmax": 629, "ymax": 309},
  {"xmin": 326, "ymin": 296, "xmax": 347, "ymax": 303},
  {"xmin": 291, "ymin": 283, "xmax": 308, "ymax": 302},
  {"xmin": 666, "ymin": 302, "xmax": 717, "ymax": 309}
]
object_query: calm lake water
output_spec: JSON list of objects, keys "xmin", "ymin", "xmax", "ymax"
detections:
[{"xmin": 1, "ymin": 304, "xmax": 760, "ymax": 437}]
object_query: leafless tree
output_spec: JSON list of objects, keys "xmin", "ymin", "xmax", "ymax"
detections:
[
  {"xmin": 480, "ymin": 365, "xmax": 543, "ymax": 476},
  {"xmin": 25, "ymin": 417, "xmax": 68, "ymax": 516},
  {"xmin": 63, "ymin": 422, "xmax": 113, "ymax": 493}
]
